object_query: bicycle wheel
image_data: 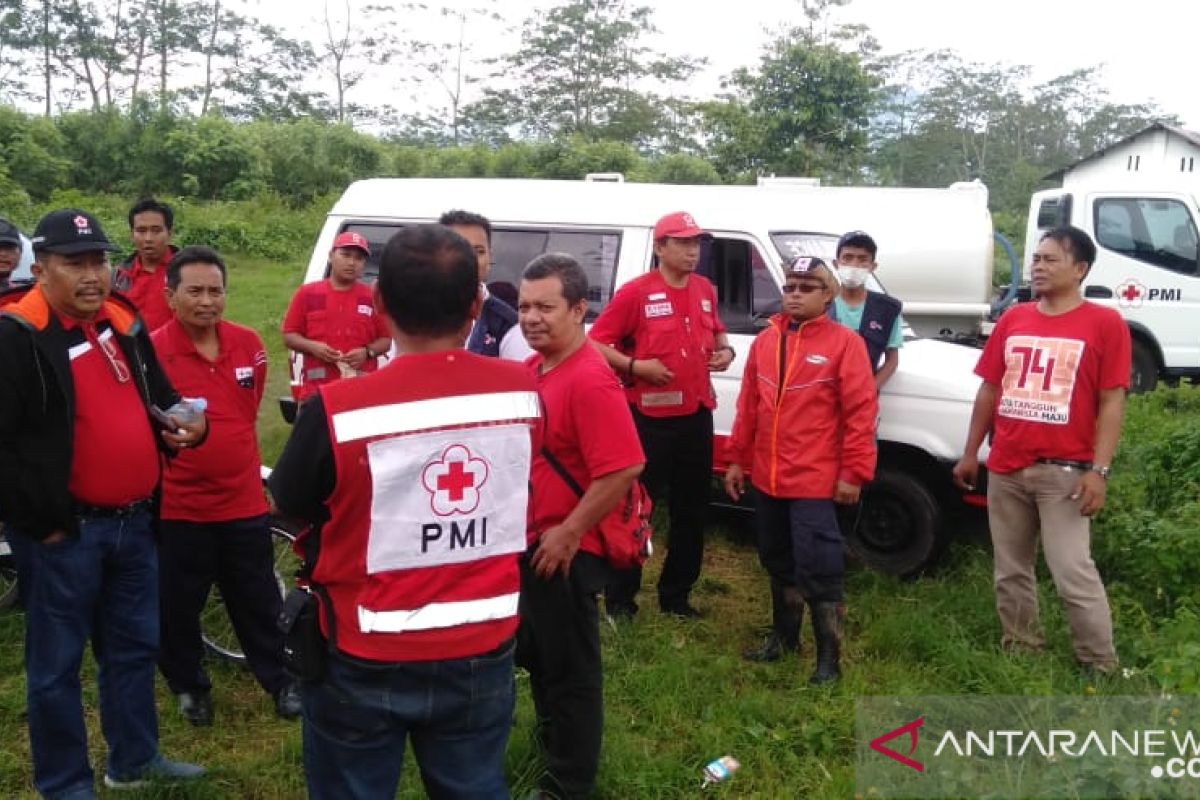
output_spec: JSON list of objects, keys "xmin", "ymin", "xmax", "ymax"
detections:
[
  {"xmin": 0, "ymin": 527, "xmax": 18, "ymax": 611},
  {"xmin": 200, "ymin": 519, "xmax": 299, "ymax": 663}
]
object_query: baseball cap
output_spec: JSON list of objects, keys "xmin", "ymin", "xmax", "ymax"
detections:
[
  {"xmin": 786, "ymin": 255, "xmax": 839, "ymax": 286},
  {"xmin": 653, "ymin": 211, "xmax": 705, "ymax": 240},
  {"xmin": 0, "ymin": 218, "xmax": 21, "ymax": 247},
  {"xmin": 31, "ymin": 209, "xmax": 119, "ymax": 255},
  {"xmin": 836, "ymin": 230, "xmax": 877, "ymax": 258},
  {"xmin": 332, "ymin": 231, "xmax": 370, "ymax": 256}
]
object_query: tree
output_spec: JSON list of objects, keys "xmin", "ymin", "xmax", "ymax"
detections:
[
  {"xmin": 700, "ymin": 33, "xmax": 878, "ymax": 181},
  {"xmin": 466, "ymin": 0, "xmax": 701, "ymax": 146},
  {"xmin": 318, "ymin": 0, "xmax": 402, "ymax": 125}
]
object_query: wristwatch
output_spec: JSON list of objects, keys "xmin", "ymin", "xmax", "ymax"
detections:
[
  {"xmin": 364, "ymin": 344, "xmax": 377, "ymax": 359},
  {"xmin": 717, "ymin": 345, "xmax": 736, "ymax": 359},
  {"xmin": 1090, "ymin": 464, "xmax": 1111, "ymax": 479}
]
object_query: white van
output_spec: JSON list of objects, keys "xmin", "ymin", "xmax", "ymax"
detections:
[
  {"xmin": 1026, "ymin": 186, "xmax": 1200, "ymax": 391},
  {"xmin": 292, "ymin": 178, "xmax": 990, "ymax": 575}
]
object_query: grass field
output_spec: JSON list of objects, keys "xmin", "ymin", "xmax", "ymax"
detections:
[{"xmin": 0, "ymin": 253, "xmax": 1175, "ymax": 798}]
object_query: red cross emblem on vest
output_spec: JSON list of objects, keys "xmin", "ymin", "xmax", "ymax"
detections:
[{"xmin": 421, "ymin": 444, "xmax": 491, "ymax": 516}]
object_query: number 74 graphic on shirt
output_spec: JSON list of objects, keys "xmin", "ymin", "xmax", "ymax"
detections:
[{"xmin": 999, "ymin": 336, "xmax": 1085, "ymax": 425}]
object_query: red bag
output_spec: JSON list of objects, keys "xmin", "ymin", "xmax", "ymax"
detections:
[{"xmin": 541, "ymin": 447, "xmax": 654, "ymax": 569}]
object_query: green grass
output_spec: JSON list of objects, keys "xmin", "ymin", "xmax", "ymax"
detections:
[{"xmin": 0, "ymin": 252, "xmax": 1175, "ymax": 798}]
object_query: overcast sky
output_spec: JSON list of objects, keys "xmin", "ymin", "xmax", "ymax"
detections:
[{"xmin": 267, "ymin": 0, "xmax": 1199, "ymax": 129}]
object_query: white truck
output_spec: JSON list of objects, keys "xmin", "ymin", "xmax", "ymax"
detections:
[
  {"xmin": 291, "ymin": 177, "xmax": 994, "ymax": 576},
  {"xmin": 1026, "ymin": 181, "xmax": 1200, "ymax": 392}
]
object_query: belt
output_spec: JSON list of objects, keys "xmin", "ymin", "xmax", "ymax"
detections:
[
  {"xmin": 74, "ymin": 497, "xmax": 154, "ymax": 519},
  {"xmin": 1036, "ymin": 458, "xmax": 1092, "ymax": 471}
]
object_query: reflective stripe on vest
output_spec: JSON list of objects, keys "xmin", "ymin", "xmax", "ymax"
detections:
[
  {"xmin": 332, "ymin": 390, "xmax": 541, "ymax": 443},
  {"xmin": 359, "ymin": 591, "xmax": 520, "ymax": 633}
]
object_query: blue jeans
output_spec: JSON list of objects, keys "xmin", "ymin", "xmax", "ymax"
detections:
[
  {"xmin": 303, "ymin": 638, "xmax": 516, "ymax": 800},
  {"xmin": 9, "ymin": 512, "xmax": 161, "ymax": 799}
]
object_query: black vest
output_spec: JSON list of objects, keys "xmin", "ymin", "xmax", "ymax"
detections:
[
  {"xmin": 467, "ymin": 294, "xmax": 519, "ymax": 357},
  {"xmin": 832, "ymin": 291, "xmax": 902, "ymax": 372}
]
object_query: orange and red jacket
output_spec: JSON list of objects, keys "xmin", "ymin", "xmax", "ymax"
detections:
[{"xmin": 727, "ymin": 313, "xmax": 878, "ymax": 499}]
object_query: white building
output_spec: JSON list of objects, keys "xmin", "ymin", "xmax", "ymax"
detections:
[{"xmin": 1046, "ymin": 122, "xmax": 1200, "ymax": 189}]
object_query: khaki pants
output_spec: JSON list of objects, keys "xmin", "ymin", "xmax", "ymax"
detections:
[{"xmin": 987, "ymin": 463, "xmax": 1117, "ymax": 668}]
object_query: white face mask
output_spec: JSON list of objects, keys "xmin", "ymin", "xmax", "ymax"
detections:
[{"xmin": 838, "ymin": 266, "xmax": 870, "ymax": 288}]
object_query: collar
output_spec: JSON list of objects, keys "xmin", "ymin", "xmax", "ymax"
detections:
[
  {"xmin": 1, "ymin": 286, "xmax": 136, "ymax": 335},
  {"xmin": 161, "ymin": 316, "xmax": 226, "ymax": 360},
  {"xmin": 129, "ymin": 249, "xmax": 173, "ymax": 276}
]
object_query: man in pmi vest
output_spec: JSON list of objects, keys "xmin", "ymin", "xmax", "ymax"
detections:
[
  {"xmin": 832, "ymin": 231, "xmax": 903, "ymax": 389},
  {"xmin": 269, "ymin": 224, "xmax": 541, "ymax": 799}
]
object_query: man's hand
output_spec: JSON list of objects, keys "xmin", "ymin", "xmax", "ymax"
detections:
[
  {"xmin": 1071, "ymin": 471, "xmax": 1107, "ymax": 516},
  {"xmin": 952, "ymin": 455, "xmax": 979, "ymax": 491},
  {"xmin": 42, "ymin": 530, "xmax": 67, "ymax": 545},
  {"xmin": 635, "ymin": 358, "xmax": 674, "ymax": 386},
  {"xmin": 707, "ymin": 347, "xmax": 734, "ymax": 373},
  {"xmin": 530, "ymin": 523, "xmax": 580, "ymax": 579},
  {"xmin": 309, "ymin": 342, "xmax": 343, "ymax": 363},
  {"xmin": 724, "ymin": 463, "xmax": 745, "ymax": 501},
  {"xmin": 342, "ymin": 347, "xmax": 370, "ymax": 369},
  {"xmin": 162, "ymin": 412, "xmax": 207, "ymax": 452},
  {"xmin": 834, "ymin": 480, "xmax": 861, "ymax": 505}
]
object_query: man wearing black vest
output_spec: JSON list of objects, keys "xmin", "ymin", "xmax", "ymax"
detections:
[
  {"xmin": 832, "ymin": 231, "xmax": 903, "ymax": 389},
  {"xmin": 439, "ymin": 209, "xmax": 533, "ymax": 361}
]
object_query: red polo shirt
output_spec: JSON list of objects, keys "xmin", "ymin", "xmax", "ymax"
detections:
[
  {"xmin": 118, "ymin": 253, "xmax": 173, "ymax": 332},
  {"xmin": 59, "ymin": 307, "xmax": 160, "ymax": 507},
  {"xmin": 527, "ymin": 343, "xmax": 645, "ymax": 554},
  {"xmin": 282, "ymin": 279, "xmax": 390, "ymax": 399},
  {"xmin": 152, "ymin": 318, "xmax": 270, "ymax": 522}
]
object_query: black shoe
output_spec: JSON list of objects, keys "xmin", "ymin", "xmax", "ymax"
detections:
[
  {"xmin": 104, "ymin": 754, "xmax": 206, "ymax": 789},
  {"xmin": 605, "ymin": 600, "xmax": 638, "ymax": 621},
  {"xmin": 177, "ymin": 691, "xmax": 213, "ymax": 727},
  {"xmin": 661, "ymin": 602, "xmax": 703, "ymax": 620},
  {"xmin": 274, "ymin": 682, "xmax": 303, "ymax": 720},
  {"xmin": 742, "ymin": 632, "xmax": 800, "ymax": 663}
]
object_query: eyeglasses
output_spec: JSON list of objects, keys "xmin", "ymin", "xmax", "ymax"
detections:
[
  {"xmin": 782, "ymin": 283, "xmax": 826, "ymax": 294},
  {"xmin": 84, "ymin": 324, "xmax": 131, "ymax": 384}
]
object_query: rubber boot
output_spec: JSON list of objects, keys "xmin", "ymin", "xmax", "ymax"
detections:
[
  {"xmin": 808, "ymin": 601, "xmax": 843, "ymax": 685},
  {"xmin": 743, "ymin": 583, "xmax": 803, "ymax": 662}
]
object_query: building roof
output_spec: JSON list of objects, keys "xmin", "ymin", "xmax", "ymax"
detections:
[{"xmin": 1042, "ymin": 121, "xmax": 1200, "ymax": 181}]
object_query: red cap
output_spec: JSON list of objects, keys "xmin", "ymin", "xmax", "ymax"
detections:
[
  {"xmin": 332, "ymin": 231, "xmax": 370, "ymax": 255},
  {"xmin": 653, "ymin": 211, "xmax": 704, "ymax": 240}
]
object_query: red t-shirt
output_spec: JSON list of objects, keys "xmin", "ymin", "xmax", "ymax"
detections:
[
  {"xmin": 282, "ymin": 280, "xmax": 390, "ymax": 399},
  {"xmin": 527, "ymin": 343, "xmax": 645, "ymax": 551},
  {"xmin": 976, "ymin": 301, "xmax": 1131, "ymax": 474},
  {"xmin": 153, "ymin": 318, "xmax": 270, "ymax": 522},
  {"xmin": 119, "ymin": 253, "xmax": 172, "ymax": 332},
  {"xmin": 60, "ymin": 308, "xmax": 161, "ymax": 507},
  {"xmin": 589, "ymin": 270, "xmax": 725, "ymax": 417}
]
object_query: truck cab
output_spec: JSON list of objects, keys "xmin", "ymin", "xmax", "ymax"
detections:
[
  {"xmin": 291, "ymin": 178, "xmax": 992, "ymax": 575},
  {"xmin": 1026, "ymin": 187, "xmax": 1200, "ymax": 391}
]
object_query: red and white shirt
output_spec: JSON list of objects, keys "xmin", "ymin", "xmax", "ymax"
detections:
[
  {"xmin": 152, "ymin": 319, "xmax": 270, "ymax": 522},
  {"xmin": 976, "ymin": 301, "xmax": 1131, "ymax": 474}
]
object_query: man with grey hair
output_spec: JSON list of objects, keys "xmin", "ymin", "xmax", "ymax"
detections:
[{"xmin": 517, "ymin": 252, "xmax": 644, "ymax": 799}]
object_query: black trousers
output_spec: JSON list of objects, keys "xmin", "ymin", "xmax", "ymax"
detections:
[
  {"xmin": 754, "ymin": 492, "xmax": 845, "ymax": 603},
  {"xmin": 157, "ymin": 515, "xmax": 288, "ymax": 696},
  {"xmin": 516, "ymin": 550, "xmax": 610, "ymax": 800},
  {"xmin": 607, "ymin": 406, "xmax": 713, "ymax": 610}
]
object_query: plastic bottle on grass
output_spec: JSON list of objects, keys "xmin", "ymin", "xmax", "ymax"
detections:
[{"xmin": 702, "ymin": 755, "xmax": 740, "ymax": 788}]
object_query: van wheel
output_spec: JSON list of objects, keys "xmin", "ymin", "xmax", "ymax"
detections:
[
  {"xmin": 1130, "ymin": 339, "xmax": 1158, "ymax": 394},
  {"xmin": 842, "ymin": 469, "xmax": 944, "ymax": 578}
]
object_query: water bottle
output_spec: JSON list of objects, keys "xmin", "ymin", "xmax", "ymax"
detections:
[
  {"xmin": 164, "ymin": 397, "xmax": 207, "ymax": 427},
  {"xmin": 701, "ymin": 755, "xmax": 740, "ymax": 788}
]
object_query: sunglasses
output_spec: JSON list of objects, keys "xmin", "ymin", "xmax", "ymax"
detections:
[
  {"xmin": 782, "ymin": 282, "xmax": 826, "ymax": 294},
  {"xmin": 85, "ymin": 325, "xmax": 131, "ymax": 384}
]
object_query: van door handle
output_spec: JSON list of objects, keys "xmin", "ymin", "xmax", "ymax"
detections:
[{"xmin": 1085, "ymin": 286, "xmax": 1113, "ymax": 299}]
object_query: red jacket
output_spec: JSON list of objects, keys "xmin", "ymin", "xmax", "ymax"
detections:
[{"xmin": 728, "ymin": 313, "xmax": 878, "ymax": 499}]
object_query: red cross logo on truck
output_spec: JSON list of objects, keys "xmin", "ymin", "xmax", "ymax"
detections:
[
  {"xmin": 421, "ymin": 444, "xmax": 490, "ymax": 516},
  {"xmin": 1116, "ymin": 279, "xmax": 1145, "ymax": 308}
]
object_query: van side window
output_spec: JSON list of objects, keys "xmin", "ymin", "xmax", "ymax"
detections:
[
  {"xmin": 1094, "ymin": 198, "xmax": 1199, "ymax": 276},
  {"xmin": 341, "ymin": 223, "xmax": 402, "ymax": 282},
  {"xmin": 490, "ymin": 229, "xmax": 622, "ymax": 320},
  {"xmin": 704, "ymin": 236, "xmax": 781, "ymax": 334}
]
